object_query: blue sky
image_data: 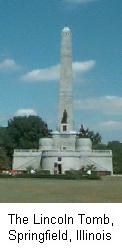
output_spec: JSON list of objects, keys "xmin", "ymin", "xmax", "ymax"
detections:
[{"xmin": 0, "ymin": 0, "xmax": 121, "ymax": 143}]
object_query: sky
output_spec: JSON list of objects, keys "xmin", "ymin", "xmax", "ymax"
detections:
[{"xmin": 0, "ymin": 0, "xmax": 121, "ymax": 143}]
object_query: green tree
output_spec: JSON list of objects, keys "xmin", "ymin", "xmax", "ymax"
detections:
[
  {"xmin": 79, "ymin": 124, "xmax": 101, "ymax": 147},
  {"xmin": 107, "ymin": 141, "xmax": 122, "ymax": 174},
  {"xmin": 1, "ymin": 116, "xmax": 50, "ymax": 159},
  {"xmin": 0, "ymin": 127, "xmax": 7, "ymax": 147},
  {"xmin": 0, "ymin": 148, "xmax": 10, "ymax": 170}
]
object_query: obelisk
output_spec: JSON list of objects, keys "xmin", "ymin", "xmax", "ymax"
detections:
[{"xmin": 59, "ymin": 27, "xmax": 73, "ymax": 132}]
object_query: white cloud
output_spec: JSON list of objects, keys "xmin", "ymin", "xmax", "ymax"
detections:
[
  {"xmin": 0, "ymin": 58, "xmax": 20, "ymax": 71},
  {"xmin": 73, "ymin": 60, "xmax": 95, "ymax": 73},
  {"xmin": 75, "ymin": 96, "xmax": 122, "ymax": 114},
  {"xmin": 15, "ymin": 109, "xmax": 37, "ymax": 117},
  {"xmin": 22, "ymin": 65, "xmax": 60, "ymax": 82},
  {"xmin": 22, "ymin": 60, "xmax": 95, "ymax": 82},
  {"xmin": 65, "ymin": 0, "xmax": 97, "ymax": 4},
  {"xmin": 98, "ymin": 121, "xmax": 122, "ymax": 130}
]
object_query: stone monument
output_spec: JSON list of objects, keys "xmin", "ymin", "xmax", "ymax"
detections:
[
  {"xmin": 12, "ymin": 27, "xmax": 113, "ymax": 175},
  {"xmin": 59, "ymin": 27, "xmax": 73, "ymax": 132}
]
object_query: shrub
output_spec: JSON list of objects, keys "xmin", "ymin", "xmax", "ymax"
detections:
[
  {"xmin": 36, "ymin": 169, "xmax": 50, "ymax": 175},
  {"xmin": 65, "ymin": 169, "xmax": 82, "ymax": 179},
  {"xmin": 65, "ymin": 169, "xmax": 101, "ymax": 180},
  {"xmin": 0, "ymin": 171, "xmax": 101, "ymax": 180}
]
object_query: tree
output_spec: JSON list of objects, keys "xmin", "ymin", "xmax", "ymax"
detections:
[
  {"xmin": 79, "ymin": 124, "xmax": 101, "ymax": 146},
  {"xmin": 0, "ymin": 127, "xmax": 7, "ymax": 147},
  {"xmin": 1, "ymin": 115, "xmax": 50, "ymax": 159},
  {"xmin": 107, "ymin": 141, "xmax": 122, "ymax": 174},
  {"xmin": 0, "ymin": 148, "xmax": 10, "ymax": 170}
]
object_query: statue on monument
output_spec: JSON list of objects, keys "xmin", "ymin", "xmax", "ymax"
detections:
[{"xmin": 61, "ymin": 109, "xmax": 68, "ymax": 124}]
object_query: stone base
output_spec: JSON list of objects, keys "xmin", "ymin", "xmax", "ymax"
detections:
[{"xmin": 13, "ymin": 149, "xmax": 113, "ymax": 175}]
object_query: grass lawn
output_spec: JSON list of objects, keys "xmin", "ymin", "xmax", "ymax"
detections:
[{"xmin": 0, "ymin": 176, "xmax": 122, "ymax": 203}]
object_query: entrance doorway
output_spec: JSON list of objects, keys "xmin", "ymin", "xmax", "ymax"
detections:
[{"xmin": 58, "ymin": 164, "xmax": 62, "ymax": 174}]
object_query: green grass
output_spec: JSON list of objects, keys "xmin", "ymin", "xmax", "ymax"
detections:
[{"xmin": 0, "ymin": 176, "xmax": 122, "ymax": 203}]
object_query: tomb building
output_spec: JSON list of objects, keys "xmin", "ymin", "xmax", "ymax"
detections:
[{"xmin": 13, "ymin": 27, "xmax": 113, "ymax": 175}]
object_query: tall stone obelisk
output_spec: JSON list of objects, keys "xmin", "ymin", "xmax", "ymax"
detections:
[{"xmin": 59, "ymin": 27, "xmax": 73, "ymax": 132}]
